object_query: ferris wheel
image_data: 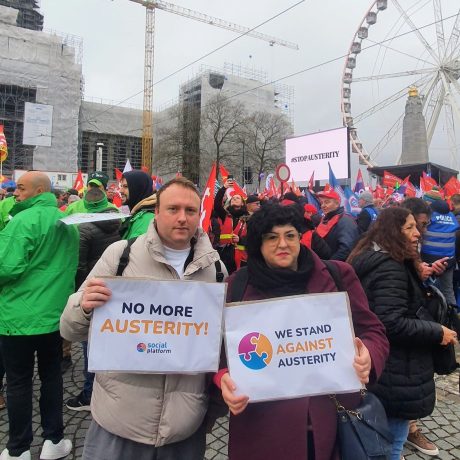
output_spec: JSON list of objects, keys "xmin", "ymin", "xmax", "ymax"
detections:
[{"xmin": 341, "ymin": 0, "xmax": 460, "ymax": 170}]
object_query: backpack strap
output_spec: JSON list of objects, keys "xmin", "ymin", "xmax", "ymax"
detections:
[
  {"xmin": 215, "ymin": 260, "xmax": 225, "ymax": 283},
  {"xmin": 321, "ymin": 259, "xmax": 344, "ymax": 291},
  {"xmin": 116, "ymin": 237, "xmax": 138, "ymax": 276},
  {"xmin": 229, "ymin": 267, "xmax": 249, "ymax": 302}
]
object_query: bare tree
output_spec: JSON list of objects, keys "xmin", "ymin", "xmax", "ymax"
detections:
[
  {"xmin": 154, "ymin": 104, "xmax": 184, "ymax": 177},
  {"xmin": 154, "ymin": 102, "xmax": 201, "ymax": 183},
  {"xmin": 241, "ymin": 111, "xmax": 292, "ymax": 187},
  {"xmin": 200, "ymin": 94, "xmax": 246, "ymax": 179}
]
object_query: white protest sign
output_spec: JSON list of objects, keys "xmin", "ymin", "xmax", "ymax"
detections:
[
  {"xmin": 60, "ymin": 212, "xmax": 129, "ymax": 225},
  {"xmin": 224, "ymin": 292, "xmax": 361, "ymax": 402},
  {"xmin": 89, "ymin": 278, "xmax": 226, "ymax": 373}
]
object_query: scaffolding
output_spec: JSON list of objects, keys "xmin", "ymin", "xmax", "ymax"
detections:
[
  {"xmin": 0, "ymin": 0, "xmax": 43, "ymax": 31},
  {"xmin": 81, "ymin": 132, "xmax": 142, "ymax": 180},
  {"xmin": 0, "ymin": 84, "xmax": 36, "ymax": 175},
  {"xmin": 179, "ymin": 76, "xmax": 202, "ymax": 184}
]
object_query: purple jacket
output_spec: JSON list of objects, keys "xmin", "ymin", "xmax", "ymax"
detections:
[{"xmin": 224, "ymin": 253, "xmax": 389, "ymax": 460}]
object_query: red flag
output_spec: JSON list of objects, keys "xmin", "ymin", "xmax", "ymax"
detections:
[
  {"xmin": 385, "ymin": 187, "xmax": 394, "ymax": 197},
  {"xmin": 382, "ymin": 170, "xmax": 403, "ymax": 188},
  {"xmin": 373, "ymin": 185, "xmax": 385, "ymax": 200},
  {"xmin": 115, "ymin": 168, "xmax": 123, "ymax": 181},
  {"xmin": 308, "ymin": 171, "xmax": 314, "ymax": 190},
  {"xmin": 421, "ymin": 172, "xmax": 437, "ymax": 191},
  {"xmin": 200, "ymin": 163, "xmax": 217, "ymax": 233},
  {"xmin": 444, "ymin": 176, "xmax": 460, "ymax": 198},
  {"xmin": 219, "ymin": 164, "xmax": 230, "ymax": 182},
  {"xmin": 228, "ymin": 182, "xmax": 248, "ymax": 200},
  {"xmin": 73, "ymin": 171, "xmax": 84, "ymax": 193},
  {"xmin": 112, "ymin": 193, "xmax": 122, "ymax": 208},
  {"xmin": 0, "ymin": 125, "xmax": 8, "ymax": 162},
  {"xmin": 265, "ymin": 176, "xmax": 278, "ymax": 198}
]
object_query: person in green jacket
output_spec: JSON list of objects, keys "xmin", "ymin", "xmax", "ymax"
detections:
[
  {"xmin": 0, "ymin": 195, "xmax": 15, "ymax": 231},
  {"xmin": 0, "ymin": 171, "xmax": 79, "ymax": 460},
  {"xmin": 119, "ymin": 170, "xmax": 156, "ymax": 239},
  {"xmin": 65, "ymin": 171, "xmax": 118, "ymax": 216}
]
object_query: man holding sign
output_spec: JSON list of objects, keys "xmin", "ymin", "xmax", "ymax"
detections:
[
  {"xmin": 61, "ymin": 177, "xmax": 227, "ymax": 460},
  {"xmin": 214, "ymin": 204, "xmax": 389, "ymax": 460}
]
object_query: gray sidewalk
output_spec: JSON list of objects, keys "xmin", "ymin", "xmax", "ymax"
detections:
[{"xmin": 1, "ymin": 343, "xmax": 460, "ymax": 459}]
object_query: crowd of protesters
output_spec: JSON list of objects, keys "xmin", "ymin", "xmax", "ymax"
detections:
[{"xmin": 0, "ymin": 168, "xmax": 460, "ymax": 460}]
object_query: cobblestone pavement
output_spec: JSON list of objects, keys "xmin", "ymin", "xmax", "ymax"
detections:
[{"xmin": 1, "ymin": 344, "xmax": 460, "ymax": 459}]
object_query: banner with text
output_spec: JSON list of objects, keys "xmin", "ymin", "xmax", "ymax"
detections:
[
  {"xmin": 285, "ymin": 127, "xmax": 350, "ymax": 182},
  {"xmin": 224, "ymin": 292, "xmax": 361, "ymax": 402},
  {"xmin": 89, "ymin": 278, "xmax": 226, "ymax": 373},
  {"xmin": 60, "ymin": 212, "xmax": 129, "ymax": 225}
]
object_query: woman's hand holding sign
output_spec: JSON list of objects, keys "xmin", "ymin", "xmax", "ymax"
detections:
[
  {"xmin": 353, "ymin": 337, "xmax": 371, "ymax": 384},
  {"xmin": 81, "ymin": 278, "xmax": 112, "ymax": 314},
  {"xmin": 221, "ymin": 373, "xmax": 249, "ymax": 415}
]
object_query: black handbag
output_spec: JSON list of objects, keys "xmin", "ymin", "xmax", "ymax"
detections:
[
  {"xmin": 423, "ymin": 285, "xmax": 459, "ymax": 375},
  {"xmin": 331, "ymin": 390, "xmax": 393, "ymax": 460}
]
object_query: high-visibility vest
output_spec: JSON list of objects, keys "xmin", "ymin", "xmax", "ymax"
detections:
[
  {"xmin": 219, "ymin": 215, "xmax": 247, "ymax": 268},
  {"xmin": 219, "ymin": 215, "xmax": 235, "ymax": 245},
  {"xmin": 421, "ymin": 211, "xmax": 459, "ymax": 258}
]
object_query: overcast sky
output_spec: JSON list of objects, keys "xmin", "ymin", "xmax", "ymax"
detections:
[{"xmin": 39, "ymin": 0, "xmax": 460, "ymax": 177}]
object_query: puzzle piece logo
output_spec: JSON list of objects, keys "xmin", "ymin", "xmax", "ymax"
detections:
[{"xmin": 238, "ymin": 332, "xmax": 273, "ymax": 370}]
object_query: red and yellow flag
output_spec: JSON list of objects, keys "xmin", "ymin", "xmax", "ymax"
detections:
[
  {"xmin": 73, "ymin": 170, "xmax": 85, "ymax": 194},
  {"xmin": 0, "ymin": 125, "xmax": 8, "ymax": 162}
]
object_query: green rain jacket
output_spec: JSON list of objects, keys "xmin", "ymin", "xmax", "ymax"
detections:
[
  {"xmin": 0, "ymin": 192, "xmax": 79, "ymax": 335},
  {"xmin": 121, "ymin": 194, "xmax": 156, "ymax": 240},
  {"xmin": 0, "ymin": 196, "xmax": 15, "ymax": 230},
  {"xmin": 65, "ymin": 196, "xmax": 118, "ymax": 215}
]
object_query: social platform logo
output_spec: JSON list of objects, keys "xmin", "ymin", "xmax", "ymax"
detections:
[
  {"xmin": 238, "ymin": 332, "xmax": 273, "ymax": 370},
  {"xmin": 137, "ymin": 343, "xmax": 147, "ymax": 352}
]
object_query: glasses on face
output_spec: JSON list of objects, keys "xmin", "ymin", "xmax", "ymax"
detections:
[{"xmin": 261, "ymin": 231, "xmax": 300, "ymax": 245}]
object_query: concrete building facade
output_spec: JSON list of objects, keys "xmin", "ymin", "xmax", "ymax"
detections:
[{"xmin": 400, "ymin": 87, "xmax": 429, "ymax": 164}]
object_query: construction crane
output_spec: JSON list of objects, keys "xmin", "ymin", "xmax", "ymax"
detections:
[{"xmin": 128, "ymin": 0, "xmax": 299, "ymax": 173}]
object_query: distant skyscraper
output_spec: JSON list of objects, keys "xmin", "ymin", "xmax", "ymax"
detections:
[{"xmin": 400, "ymin": 87, "xmax": 429, "ymax": 164}]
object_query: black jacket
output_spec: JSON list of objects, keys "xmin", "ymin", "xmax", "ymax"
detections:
[
  {"xmin": 351, "ymin": 249, "xmax": 443, "ymax": 419},
  {"xmin": 356, "ymin": 205, "xmax": 377, "ymax": 234},
  {"xmin": 321, "ymin": 207, "xmax": 359, "ymax": 261},
  {"xmin": 76, "ymin": 217, "xmax": 121, "ymax": 288}
]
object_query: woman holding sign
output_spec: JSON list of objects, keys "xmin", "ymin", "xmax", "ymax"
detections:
[
  {"xmin": 348, "ymin": 207, "xmax": 458, "ymax": 460},
  {"xmin": 215, "ymin": 204, "xmax": 389, "ymax": 460}
]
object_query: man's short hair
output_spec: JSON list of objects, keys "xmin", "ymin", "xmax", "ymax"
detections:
[
  {"xmin": 156, "ymin": 177, "xmax": 200, "ymax": 208},
  {"xmin": 451, "ymin": 194, "xmax": 460, "ymax": 206},
  {"xmin": 401, "ymin": 197, "xmax": 431, "ymax": 217}
]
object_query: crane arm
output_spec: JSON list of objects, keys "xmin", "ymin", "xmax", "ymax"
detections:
[{"xmin": 129, "ymin": 0, "xmax": 299, "ymax": 50}]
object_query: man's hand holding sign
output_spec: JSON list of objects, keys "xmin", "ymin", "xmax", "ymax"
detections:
[{"xmin": 81, "ymin": 278, "xmax": 112, "ymax": 313}]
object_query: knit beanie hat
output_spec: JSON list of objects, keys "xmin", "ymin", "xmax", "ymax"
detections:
[
  {"xmin": 85, "ymin": 194, "xmax": 109, "ymax": 213},
  {"xmin": 423, "ymin": 186, "xmax": 443, "ymax": 202}
]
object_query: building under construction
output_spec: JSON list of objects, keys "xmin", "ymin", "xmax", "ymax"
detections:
[
  {"xmin": 155, "ymin": 63, "xmax": 294, "ymax": 186},
  {"xmin": 0, "ymin": 1, "xmax": 145, "ymax": 179},
  {"xmin": 0, "ymin": 1, "xmax": 293, "ymax": 185}
]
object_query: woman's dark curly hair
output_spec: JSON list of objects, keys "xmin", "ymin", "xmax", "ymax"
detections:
[
  {"xmin": 246, "ymin": 203, "xmax": 304, "ymax": 259},
  {"xmin": 347, "ymin": 207, "xmax": 419, "ymax": 264}
]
